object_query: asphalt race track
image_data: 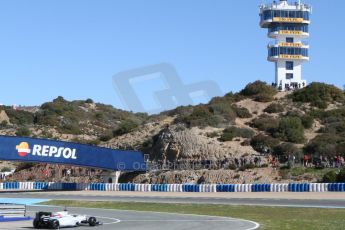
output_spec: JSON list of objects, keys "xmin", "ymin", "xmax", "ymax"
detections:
[
  {"xmin": 2, "ymin": 192, "xmax": 345, "ymax": 208},
  {"xmin": 0, "ymin": 206, "xmax": 259, "ymax": 230}
]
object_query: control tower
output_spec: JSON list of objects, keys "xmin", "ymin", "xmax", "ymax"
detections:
[{"xmin": 259, "ymin": 0, "xmax": 311, "ymax": 91}]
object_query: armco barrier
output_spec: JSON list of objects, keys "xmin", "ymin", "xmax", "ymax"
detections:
[{"xmin": 2, "ymin": 182, "xmax": 345, "ymax": 193}]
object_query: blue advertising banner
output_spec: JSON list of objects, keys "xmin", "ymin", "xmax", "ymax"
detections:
[{"xmin": 0, "ymin": 135, "xmax": 146, "ymax": 171}]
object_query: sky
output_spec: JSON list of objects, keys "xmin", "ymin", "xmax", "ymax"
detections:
[{"xmin": 0, "ymin": 0, "xmax": 344, "ymax": 113}]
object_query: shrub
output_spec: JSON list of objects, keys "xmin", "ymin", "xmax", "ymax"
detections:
[
  {"xmin": 36, "ymin": 97, "xmax": 79, "ymax": 127},
  {"xmin": 273, "ymin": 117, "xmax": 305, "ymax": 143},
  {"xmin": 301, "ymin": 115, "xmax": 314, "ymax": 129},
  {"xmin": 290, "ymin": 82, "xmax": 345, "ymax": 109},
  {"xmin": 113, "ymin": 119, "xmax": 139, "ymax": 136},
  {"xmin": 251, "ymin": 114, "xmax": 279, "ymax": 132},
  {"xmin": 240, "ymin": 81, "xmax": 277, "ymax": 102},
  {"xmin": 234, "ymin": 107, "xmax": 252, "ymax": 118},
  {"xmin": 337, "ymin": 168, "xmax": 345, "ymax": 183},
  {"xmin": 264, "ymin": 103, "xmax": 284, "ymax": 114},
  {"xmin": 219, "ymin": 126, "xmax": 255, "ymax": 142},
  {"xmin": 238, "ymin": 164, "xmax": 256, "ymax": 171},
  {"xmin": 321, "ymin": 122, "xmax": 345, "ymax": 134},
  {"xmin": 241, "ymin": 139, "xmax": 251, "ymax": 146},
  {"xmin": 85, "ymin": 98, "xmax": 94, "ymax": 104},
  {"xmin": 86, "ymin": 139, "xmax": 101, "ymax": 146},
  {"xmin": 273, "ymin": 143, "xmax": 299, "ymax": 156},
  {"xmin": 206, "ymin": 131, "xmax": 219, "ymax": 138},
  {"xmin": 4, "ymin": 108, "xmax": 34, "ymax": 125},
  {"xmin": 209, "ymin": 103, "xmax": 237, "ymax": 122},
  {"xmin": 322, "ymin": 171, "xmax": 337, "ymax": 183},
  {"xmin": 0, "ymin": 121, "xmax": 8, "ymax": 128},
  {"xmin": 15, "ymin": 127, "xmax": 31, "ymax": 137},
  {"xmin": 304, "ymin": 134, "xmax": 344, "ymax": 157},
  {"xmin": 1, "ymin": 167, "xmax": 11, "ymax": 172},
  {"xmin": 15, "ymin": 162, "xmax": 35, "ymax": 171},
  {"xmin": 250, "ymin": 134, "xmax": 279, "ymax": 153},
  {"xmin": 310, "ymin": 108, "xmax": 345, "ymax": 134},
  {"xmin": 99, "ymin": 132, "xmax": 113, "ymax": 142},
  {"xmin": 181, "ymin": 106, "xmax": 223, "ymax": 128},
  {"xmin": 229, "ymin": 164, "xmax": 237, "ymax": 170},
  {"xmin": 59, "ymin": 122, "xmax": 81, "ymax": 135}
]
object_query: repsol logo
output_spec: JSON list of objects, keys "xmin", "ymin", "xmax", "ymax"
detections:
[{"xmin": 16, "ymin": 142, "xmax": 77, "ymax": 159}]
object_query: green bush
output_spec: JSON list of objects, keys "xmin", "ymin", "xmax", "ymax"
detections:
[
  {"xmin": 59, "ymin": 122, "xmax": 81, "ymax": 135},
  {"xmin": 99, "ymin": 132, "xmax": 113, "ymax": 142},
  {"xmin": 301, "ymin": 115, "xmax": 314, "ymax": 129},
  {"xmin": 85, "ymin": 98, "xmax": 94, "ymax": 103},
  {"xmin": 273, "ymin": 143, "xmax": 299, "ymax": 156},
  {"xmin": 304, "ymin": 134, "xmax": 344, "ymax": 157},
  {"xmin": 290, "ymin": 82, "xmax": 345, "ymax": 109},
  {"xmin": 4, "ymin": 108, "xmax": 34, "ymax": 125},
  {"xmin": 113, "ymin": 119, "xmax": 139, "ymax": 136},
  {"xmin": 264, "ymin": 103, "xmax": 284, "ymax": 114},
  {"xmin": 240, "ymin": 81, "xmax": 277, "ymax": 102},
  {"xmin": 250, "ymin": 134, "xmax": 279, "ymax": 153},
  {"xmin": 15, "ymin": 127, "xmax": 31, "ymax": 137},
  {"xmin": 321, "ymin": 121, "xmax": 345, "ymax": 134},
  {"xmin": 219, "ymin": 126, "xmax": 255, "ymax": 142},
  {"xmin": 310, "ymin": 108, "xmax": 345, "ymax": 134},
  {"xmin": 209, "ymin": 103, "xmax": 237, "ymax": 122},
  {"xmin": 181, "ymin": 106, "xmax": 224, "ymax": 128},
  {"xmin": 238, "ymin": 164, "xmax": 256, "ymax": 171},
  {"xmin": 234, "ymin": 107, "xmax": 252, "ymax": 118},
  {"xmin": 36, "ymin": 97, "xmax": 79, "ymax": 127},
  {"xmin": 336, "ymin": 169, "xmax": 345, "ymax": 183},
  {"xmin": 206, "ymin": 131, "xmax": 220, "ymax": 138},
  {"xmin": 1, "ymin": 167, "xmax": 11, "ymax": 172},
  {"xmin": 15, "ymin": 162, "xmax": 35, "ymax": 171},
  {"xmin": 251, "ymin": 114, "xmax": 279, "ymax": 132},
  {"xmin": 273, "ymin": 117, "xmax": 305, "ymax": 143},
  {"xmin": 0, "ymin": 121, "xmax": 8, "ymax": 128},
  {"xmin": 322, "ymin": 171, "xmax": 337, "ymax": 183}
]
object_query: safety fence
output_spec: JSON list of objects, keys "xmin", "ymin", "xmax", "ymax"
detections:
[
  {"xmin": 0, "ymin": 203, "xmax": 31, "ymax": 222},
  {"xmin": 1, "ymin": 182, "xmax": 345, "ymax": 192}
]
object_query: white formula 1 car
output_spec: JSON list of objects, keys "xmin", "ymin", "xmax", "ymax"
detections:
[{"xmin": 33, "ymin": 210, "xmax": 102, "ymax": 229}]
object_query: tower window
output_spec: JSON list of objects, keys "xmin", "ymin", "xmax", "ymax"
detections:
[
  {"xmin": 286, "ymin": 73, "xmax": 293, "ymax": 80},
  {"xmin": 286, "ymin": 37, "xmax": 294, "ymax": 43},
  {"xmin": 286, "ymin": 61, "xmax": 294, "ymax": 70}
]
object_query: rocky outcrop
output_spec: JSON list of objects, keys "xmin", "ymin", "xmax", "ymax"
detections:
[
  {"xmin": 151, "ymin": 125, "xmax": 229, "ymax": 161},
  {"xmin": 150, "ymin": 125, "xmax": 261, "ymax": 161}
]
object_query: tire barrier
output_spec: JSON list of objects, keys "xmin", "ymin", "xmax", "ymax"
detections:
[
  {"xmin": 288, "ymin": 183, "xmax": 311, "ymax": 192},
  {"xmin": 251, "ymin": 184, "xmax": 271, "ymax": 192},
  {"xmin": 1, "ymin": 182, "xmax": 20, "ymax": 190},
  {"xmin": 2, "ymin": 182, "xmax": 345, "ymax": 193},
  {"xmin": 182, "ymin": 184, "xmax": 200, "ymax": 192}
]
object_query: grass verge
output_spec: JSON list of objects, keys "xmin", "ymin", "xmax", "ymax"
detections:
[{"xmin": 41, "ymin": 200, "xmax": 345, "ymax": 230}]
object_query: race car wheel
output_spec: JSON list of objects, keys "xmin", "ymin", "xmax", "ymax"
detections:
[
  {"xmin": 33, "ymin": 219, "xmax": 41, "ymax": 229},
  {"xmin": 88, "ymin": 217, "xmax": 97, "ymax": 227},
  {"xmin": 51, "ymin": 220, "xmax": 60, "ymax": 229}
]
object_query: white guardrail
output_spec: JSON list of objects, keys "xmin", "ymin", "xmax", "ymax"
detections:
[
  {"xmin": 0, "ymin": 182, "xmax": 345, "ymax": 192},
  {"xmin": 0, "ymin": 204, "xmax": 26, "ymax": 217}
]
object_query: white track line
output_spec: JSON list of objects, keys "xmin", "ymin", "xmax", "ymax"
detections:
[{"xmin": 30, "ymin": 205, "xmax": 260, "ymax": 230}]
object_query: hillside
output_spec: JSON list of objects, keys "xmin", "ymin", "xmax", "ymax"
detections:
[{"xmin": 1, "ymin": 81, "xmax": 345, "ymax": 184}]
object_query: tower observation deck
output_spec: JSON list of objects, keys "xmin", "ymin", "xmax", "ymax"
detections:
[{"xmin": 259, "ymin": 0, "xmax": 311, "ymax": 91}]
